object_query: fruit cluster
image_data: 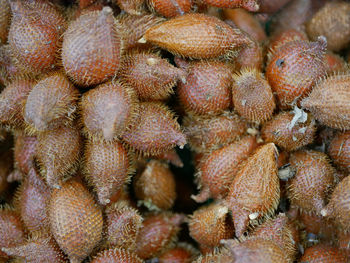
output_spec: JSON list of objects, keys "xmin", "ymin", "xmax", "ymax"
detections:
[{"xmin": 0, "ymin": 0, "xmax": 350, "ymax": 262}]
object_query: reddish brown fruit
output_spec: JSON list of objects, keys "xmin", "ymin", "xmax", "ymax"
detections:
[
  {"xmin": 122, "ymin": 102, "xmax": 186, "ymax": 156},
  {"xmin": 193, "ymin": 136, "xmax": 258, "ymax": 202},
  {"xmin": 261, "ymin": 110, "xmax": 316, "ymax": 151},
  {"xmin": 189, "ymin": 203, "xmax": 234, "ymax": 247},
  {"xmin": 118, "ymin": 13, "xmax": 165, "ymax": 51},
  {"xmin": 49, "ymin": 180, "xmax": 103, "ymax": 263},
  {"xmin": 301, "ymin": 73, "xmax": 350, "ymax": 130},
  {"xmin": 0, "ymin": 208, "xmax": 25, "ymax": 260},
  {"xmin": 306, "ymin": 2, "xmax": 350, "ymax": 52},
  {"xmin": 223, "ymin": 8, "xmax": 267, "ymax": 42},
  {"xmin": 158, "ymin": 244, "xmax": 196, "ymax": 263},
  {"xmin": 120, "ymin": 51, "xmax": 184, "ymax": 101},
  {"xmin": 321, "ymin": 176, "xmax": 350, "ymax": 232},
  {"xmin": 0, "ymin": 0, "xmax": 10, "ymax": 44},
  {"xmin": 134, "ymin": 160, "xmax": 176, "ymax": 210},
  {"xmin": 328, "ymin": 131, "xmax": 350, "ymax": 173},
  {"xmin": 183, "ymin": 112, "xmax": 247, "ymax": 152},
  {"xmin": 0, "ymin": 45, "xmax": 24, "ymax": 85},
  {"xmin": 0, "ymin": 78, "xmax": 35, "ymax": 129},
  {"xmin": 250, "ymin": 214, "xmax": 297, "ymax": 261},
  {"xmin": 324, "ymin": 51, "xmax": 347, "ymax": 75},
  {"xmin": 232, "ymin": 68, "xmax": 275, "ymax": 123},
  {"xmin": 143, "ymin": 13, "xmax": 250, "ymax": 59},
  {"xmin": 84, "ymin": 139, "xmax": 131, "ymax": 205},
  {"xmin": 15, "ymin": 167, "xmax": 51, "ymax": 234},
  {"xmin": 152, "ymin": 148, "xmax": 183, "ymax": 167},
  {"xmin": 62, "ymin": 7, "xmax": 122, "ymax": 86},
  {"xmin": 24, "ymin": 72, "xmax": 79, "ymax": 132},
  {"xmin": 299, "ymin": 211, "xmax": 335, "ymax": 241},
  {"xmin": 268, "ymin": 29, "xmax": 308, "ymax": 54},
  {"xmin": 91, "ymin": 247, "xmax": 143, "ymax": 263},
  {"xmin": 232, "ymin": 38, "xmax": 263, "ymax": 70},
  {"xmin": 299, "ymin": 244, "xmax": 348, "ymax": 263},
  {"xmin": 1, "ymin": 235, "xmax": 68, "ymax": 263},
  {"xmin": 266, "ymin": 37, "xmax": 327, "ymax": 109},
  {"xmin": 193, "ymin": 249, "xmax": 232, "ymax": 263},
  {"xmin": 80, "ymin": 81, "xmax": 138, "ymax": 141},
  {"xmin": 135, "ymin": 213, "xmax": 183, "ymax": 259},
  {"xmin": 258, "ymin": 0, "xmax": 292, "ymax": 13},
  {"xmin": 116, "ymin": 0, "xmax": 145, "ymax": 15},
  {"xmin": 177, "ymin": 60, "xmax": 232, "ymax": 115},
  {"xmin": 288, "ymin": 150, "xmax": 335, "ymax": 214},
  {"xmin": 79, "ymin": 0, "xmax": 96, "ymax": 9},
  {"xmin": 36, "ymin": 125, "xmax": 82, "ymax": 189},
  {"xmin": 8, "ymin": 0, "xmax": 65, "ymax": 74},
  {"xmin": 226, "ymin": 143, "xmax": 280, "ymax": 237},
  {"xmin": 105, "ymin": 201, "xmax": 143, "ymax": 250},
  {"xmin": 202, "ymin": 0, "xmax": 259, "ymax": 11},
  {"xmin": 223, "ymin": 238, "xmax": 289, "ymax": 263},
  {"xmin": 148, "ymin": 0, "xmax": 192, "ymax": 18}
]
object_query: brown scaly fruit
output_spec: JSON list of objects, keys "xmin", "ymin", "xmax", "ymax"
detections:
[
  {"xmin": 158, "ymin": 243, "xmax": 197, "ymax": 263},
  {"xmin": 78, "ymin": 0, "xmax": 96, "ymax": 9},
  {"xmin": 226, "ymin": 143, "xmax": 280, "ymax": 237},
  {"xmin": 36, "ymin": 125, "xmax": 82, "ymax": 189},
  {"xmin": 8, "ymin": 0, "xmax": 66, "ymax": 74},
  {"xmin": 135, "ymin": 213, "xmax": 184, "ymax": 259},
  {"xmin": 258, "ymin": 0, "xmax": 292, "ymax": 13},
  {"xmin": 122, "ymin": 102, "xmax": 186, "ymax": 156},
  {"xmin": 80, "ymin": 80, "xmax": 138, "ymax": 141},
  {"xmin": 266, "ymin": 36, "xmax": 327, "ymax": 109},
  {"xmin": 231, "ymin": 37, "xmax": 263, "ymax": 71},
  {"xmin": 268, "ymin": 28, "xmax": 308, "ymax": 56},
  {"xmin": 183, "ymin": 112, "xmax": 247, "ymax": 152},
  {"xmin": 261, "ymin": 110, "xmax": 316, "ymax": 151},
  {"xmin": 104, "ymin": 201, "xmax": 143, "ymax": 251},
  {"xmin": 91, "ymin": 247, "xmax": 143, "ymax": 263},
  {"xmin": 134, "ymin": 160, "xmax": 176, "ymax": 210},
  {"xmin": 222, "ymin": 238, "xmax": 289, "ymax": 263},
  {"xmin": 118, "ymin": 13, "xmax": 165, "ymax": 51},
  {"xmin": 0, "ymin": 0, "xmax": 10, "ymax": 44},
  {"xmin": 1, "ymin": 235, "xmax": 68, "ymax": 263},
  {"xmin": 120, "ymin": 51, "xmax": 184, "ymax": 101},
  {"xmin": 299, "ymin": 244, "xmax": 348, "ymax": 263},
  {"xmin": 142, "ymin": 13, "xmax": 250, "ymax": 59},
  {"xmin": 193, "ymin": 248, "xmax": 232, "ymax": 263},
  {"xmin": 152, "ymin": 148, "xmax": 183, "ymax": 167},
  {"xmin": 14, "ymin": 167, "xmax": 51, "ymax": 234},
  {"xmin": 249, "ymin": 214, "xmax": 298, "ymax": 262},
  {"xmin": 49, "ymin": 180, "xmax": 103, "ymax": 263},
  {"xmin": 24, "ymin": 72, "xmax": 79, "ymax": 132},
  {"xmin": 321, "ymin": 176, "xmax": 350, "ymax": 233},
  {"xmin": 306, "ymin": 2, "xmax": 350, "ymax": 52},
  {"xmin": 188, "ymin": 203, "xmax": 234, "ymax": 247},
  {"xmin": 177, "ymin": 59, "xmax": 233, "ymax": 116},
  {"xmin": 323, "ymin": 51, "xmax": 347, "ymax": 75},
  {"xmin": 193, "ymin": 136, "xmax": 258, "ymax": 202},
  {"xmin": 148, "ymin": 0, "xmax": 192, "ymax": 18},
  {"xmin": 0, "ymin": 208, "xmax": 25, "ymax": 260},
  {"xmin": 201, "ymin": 0, "xmax": 259, "ymax": 11},
  {"xmin": 62, "ymin": 7, "xmax": 122, "ymax": 86},
  {"xmin": 116, "ymin": 0, "xmax": 146, "ymax": 15},
  {"xmin": 0, "ymin": 78, "xmax": 35, "ymax": 130},
  {"xmin": 301, "ymin": 73, "xmax": 350, "ymax": 130},
  {"xmin": 84, "ymin": 139, "xmax": 132, "ymax": 205},
  {"xmin": 232, "ymin": 68, "xmax": 275, "ymax": 123},
  {"xmin": 328, "ymin": 131, "xmax": 350, "ymax": 173},
  {"xmin": 288, "ymin": 150, "xmax": 335, "ymax": 215}
]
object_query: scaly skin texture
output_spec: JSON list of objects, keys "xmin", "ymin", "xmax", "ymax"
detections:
[
  {"xmin": 202, "ymin": 0, "xmax": 259, "ymax": 11},
  {"xmin": 328, "ymin": 131, "xmax": 350, "ymax": 173},
  {"xmin": 148, "ymin": 0, "xmax": 192, "ymax": 18},
  {"xmin": 299, "ymin": 244, "xmax": 348, "ymax": 263},
  {"xmin": 91, "ymin": 248, "xmax": 143, "ymax": 263}
]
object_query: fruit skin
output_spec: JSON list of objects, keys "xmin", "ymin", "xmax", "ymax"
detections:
[
  {"xmin": 226, "ymin": 143, "xmax": 280, "ymax": 237},
  {"xmin": 84, "ymin": 139, "xmax": 131, "ymax": 205},
  {"xmin": 24, "ymin": 72, "xmax": 79, "ymax": 132},
  {"xmin": 323, "ymin": 51, "xmax": 347, "ymax": 75},
  {"xmin": 177, "ymin": 60, "xmax": 232, "ymax": 116},
  {"xmin": 306, "ymin": 2, "xmax": 350, "ymax": 52},
  {"xmin": 232, "ymin": 68, "xmax": 275, "ymax": 123},
  {"xmin": 328, "ymin": 131, "xmax": 350, "ymax": 173},
  {"xmin": 134, "ymin": 160, "xmax": 176, "ymax": 210},
  {"xmin": 62, "ymin": 7, "xmax": 122, "ymax": 86},
  {"xmin": 268, "ymin": 28, "xmax": 308, "ymax": 54},
  {"xmin": 266, "ymin": 37, "xmax": 327, "ymax": 109},
  {"xmin": 261, "ymin": 110, "xmax": 316, "ymax": 151},
  {"xmin": 258, "ymin": 0, "xmax": 292, "ymax": 13},
  {"xmin": 80, "ymin": 80, "xmax": 138, "ymax": 141},
  {"xmin": 158, "ymin": 244, "xmax": 196, "ymax": 263},
  {"xmin": 49, "ymin": 180, "xmax": 103, "ymax": 263},
  {"xmin": 121, "ymin": 102, "xmax": 186, "ymax": 156},
  {"xmin": 0, "ymin": 0, "xmax": 11, "ymax": 44},
  {"xmin": 202, "ymin": 0, "xmax": 259, "ymax": 11},
  {"xmin": 116, "ymin": 0, "xmax": 146, "ymax": 15},
  {"xmin": 91, "ymin": 247, "xmax": 143, "ymax": 263},
  {"xmin": 148, "ymin": 0, "xmax": 192, "ymax": 18},
  {"xmin": 301, "ymin": 73, "xmax": 350, "ymax": 130},
  {"xmin": 143, "ymin": 13, "xmax": 250, "ymax": 59},
  {"xmin": 288, "ymin": 150, "xmax": 335, "ymax": 215},
  {"xmin": 299, "ymin": 244, "xmax": 348, "ymax": 263},
  {"xmin": 321, "ymin": 176, "xmax": 350, "ymax": 233}
]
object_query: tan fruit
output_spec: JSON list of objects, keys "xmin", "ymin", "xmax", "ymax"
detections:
[
  {"xmin": 49, "ymin": 180, "xmax": 103, "ymax": 263},
  {"xmin": 143, "ymin": 13, "xmax": 250, "ymax": 59},
  {"xmin": 202, "ymin": 0, "xmax": 259, "ymax": 11},
  {"xmin": 116, "ymin": 0, "xmax": 146, "ymax": 15},
  {"xmin": 0, "ymin": 0, "xmax": 10, "ymax": 44},
  {"xmin": 91, "ymin": 248, "xmax": 143, "ymax": 263},
  {"xmin": 226, "ymin": 143, "xmax": 280, "ymax": 237},
  {"xmin": 328, "ymin": 131, "xmax": 350, "ymax": 173},
  {"xmin": 148, "ymin": 0, "xmax": 192, "ymax": 18},
  {"xmin": 258, "ymin": 0, "xmax": 292, "ymax": 13},
  {"xmin": 232, "ymin": 37, "xmax": 263, "ymax": 70}
]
